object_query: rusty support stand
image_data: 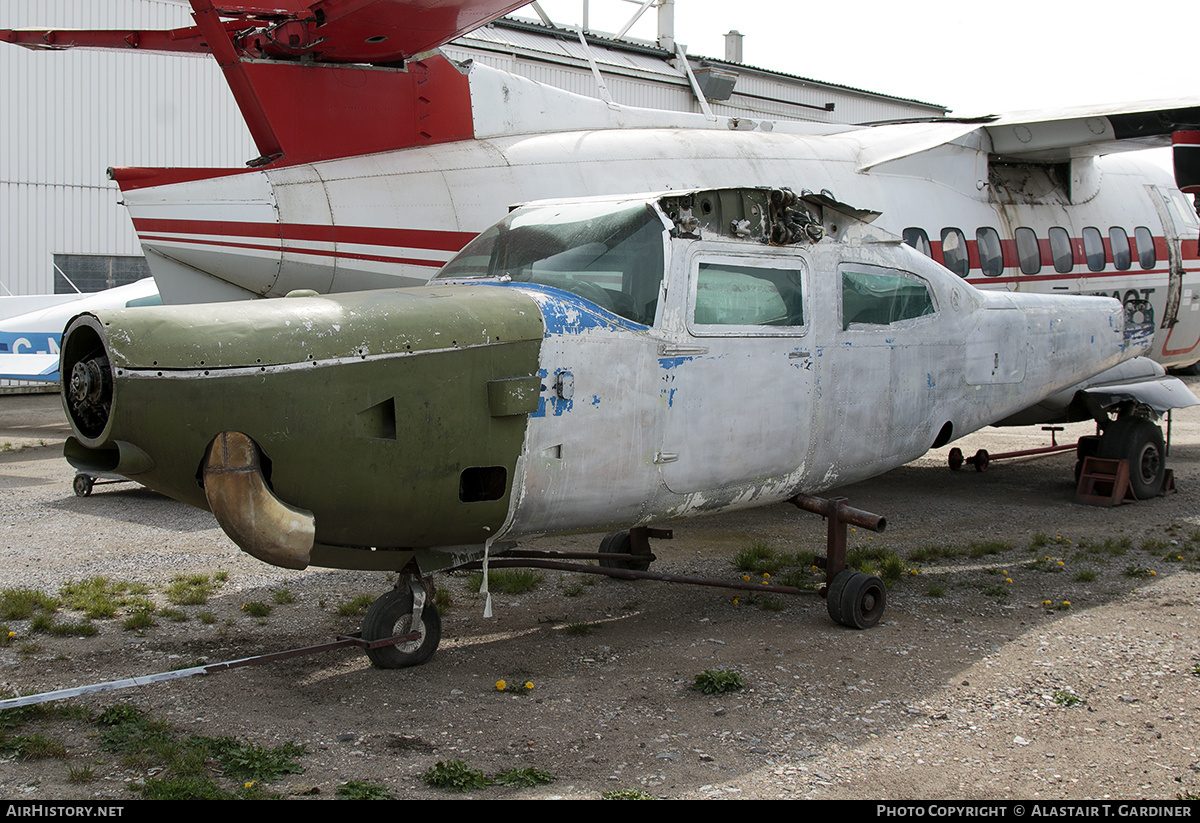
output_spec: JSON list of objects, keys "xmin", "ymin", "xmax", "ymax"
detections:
[{"xmin": 787, "ymin": 494, "xmax": 886, "ymax": 591}]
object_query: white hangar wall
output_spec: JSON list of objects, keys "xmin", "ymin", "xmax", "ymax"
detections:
[{"xmin": 0, "ymin": 0, "xmax": 255, "ymax": 297}]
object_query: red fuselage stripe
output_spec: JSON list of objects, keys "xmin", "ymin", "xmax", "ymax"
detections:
[
  {"xmin": 137, "ymin": 234, "xmax": 450, "ymax": 268},
  {"xmin": 132, "ymin": 218, "xmax": 477, "ymax": 253}
]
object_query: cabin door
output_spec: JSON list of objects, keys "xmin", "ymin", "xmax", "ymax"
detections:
[{"xmin": 659, "ymin": 252, "xmax": 816, "ymax": 496}]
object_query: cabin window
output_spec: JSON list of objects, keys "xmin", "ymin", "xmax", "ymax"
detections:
[
  {"xmin": 976, "ymin": 228, "xmax": 1003, "ymax": 277},
  {"xmin": 940, "ymin": 228, "xmax": 969, "ymax": 278},
  {"xmin": 902, "ymin": 228, "xmax": 932, "ymax": 257},
  {"xmin": 1109, "ymin": 227, "xmax": 1132, "ymax": 271},
  {"xmin": 841, "ymin": 268, "xmax": 935, "ymax": 330},
  {"xmin": 433, "ymin": 200, "xmax": 667, "ymax": 326},
  {"xmin": 1083, "ymin": 227, "xmax": 1106, "ymax": 272},
  {"xmin": 1048, "ymin": 227, "xmax": 1074, "ymax": 273},
  {"xmin": 1015, "ymin": 227, "xmax": 1041, "ymax": 275},
  {"xmin": 693, "ymin": 263, "xmax": 804, "ymax": 327},
  {"xmin": 1134, "ymin": 227, "xmax": 1156, "ymax": 269}
]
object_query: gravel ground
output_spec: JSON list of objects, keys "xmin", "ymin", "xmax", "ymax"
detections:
[{"xmin": 1, "ymin": 389, "xmax": 1198, "ymax": 800}]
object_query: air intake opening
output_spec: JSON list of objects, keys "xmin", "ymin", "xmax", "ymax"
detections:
[{"xmin": 459, "ymin": 466, "xmax": 507, "ymax": 502}]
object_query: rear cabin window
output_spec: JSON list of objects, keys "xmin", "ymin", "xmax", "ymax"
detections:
[
  {"xmin": 1083, "ymin": 227, "xmax": 1106, "ymax": 272},
  {"xmin": 1109, "ymin": 227, "xmax": 1132, "ymax": 271},
  {"xmin": 841, "ymin": 268, "xmax": 935, "ymax": 331},
  {"xmin": 940, "ymin": 228, "xmax": 969, "ymax": 278},
  {"xmin": 1015, "ymin": 227, "xmax": 1042, "ymax": 275},
  {"xmin": 1134, "ymin": 227, "xmax": 1156, "ymax": 269},
  {"xmin": 693, "ymin": 263, "xmax": 805, "ymax": 328},
  {"xmin": 976, "ymin": 228, "xmax": 1003, "ymax": 276},
  {"xmin": 1048, "ymin": 227, "xmax": 1074, "ymax": 273}
]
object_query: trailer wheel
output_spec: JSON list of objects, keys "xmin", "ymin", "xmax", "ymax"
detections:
[
  {"xmin": 826, "ymin": 569, "xmax": 886, "ymax": 629},
  {"xmin": 72, "ymin": 474, "xmax": 94, "ymax": 497},
  {"xmin": 599, "ymin": 531, "xmax": 651, "ymax": 571},
  {"xmin": 948, "ymin": 448, "xmax": 963, "ymax": 471}
]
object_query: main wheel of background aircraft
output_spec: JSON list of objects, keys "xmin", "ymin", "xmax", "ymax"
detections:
[
  {"xmin": 361, "ymin": 587, "xmax": 441, "ymax": 669},
  {"xmin": 1097, "ymin": 418, "xmax": 1166, "ymax": 499},
  {"xmin": 72, "ymin": 474, "xmax": 94, "ymax": 497},
  {"xmin": 598, "ymin": 531, "xmax": 652, "ymax": 571},
  {"xmin": 826, "ymin": 569, "xmax": 886, "ymax": 629}
]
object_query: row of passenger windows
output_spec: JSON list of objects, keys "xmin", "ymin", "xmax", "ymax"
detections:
[
  {"xmin": 902, "ymin": 226, "xmax": 1158, "ymax": 277},
  {"xmin": 693, "ymin": 262, "xmax": 934, "ymax": 331}
]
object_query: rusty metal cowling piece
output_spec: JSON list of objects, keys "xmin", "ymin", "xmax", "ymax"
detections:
[{"xmin": 203, "ymin": 431, "xmax": 316, "ymax": 570}]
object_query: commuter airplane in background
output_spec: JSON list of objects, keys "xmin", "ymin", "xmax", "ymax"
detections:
[{"xmin": 4, "ymin": 0, "xmax": 1198, "ymax": 441}]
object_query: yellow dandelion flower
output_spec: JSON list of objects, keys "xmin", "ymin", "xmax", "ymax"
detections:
[
  {"xmin": 525, "ymin": 681, "xmax": 534, "ymax": 690},
  {"xmin": 732, "ymin": 597, "xmax": 739, "ymax": 606},
  {"xmin": 762, "ymin": 572, "xmax": 770, "ymax": 579},
  {"xmin": 1150, "ymin": 570, "xmax": 1157, "ymax": 576},
  {"xmin": 909, "ymin": 569, "xmax": 918, "ymax": 575},
  {"xmin": 1042, "ymin": 600, "xmax": 1052, "ymax": 606},
  {"xmin": 244, "ymin": 781, "xmax": 256, "ymax": 789},
  {"xmin": 742, "ymin": 574, "xmax": 750, "ymax": 582},
  {"xmin": 1005, "ymin": 578, "xmax": 1013, "ymax": 584},
  {"xmin": 1063, "ymin": 601, "xmax": 1071, "ymax": 607},
  {"xmin": 6, "ymin": 632, "xmax": 13, "ymax": 638},
  {"xmin": 496, "ymin": 679, "xmax": 507, "ymax": 691}
]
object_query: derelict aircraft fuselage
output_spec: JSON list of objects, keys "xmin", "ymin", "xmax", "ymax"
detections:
[{"xmin": 59, "ymin": 186, "xmax": 1151, "ymax": 575}]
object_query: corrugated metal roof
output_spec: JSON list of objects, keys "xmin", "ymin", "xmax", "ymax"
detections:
[{"xmin": 471, "ymin": 17, "xmax": 947, "ymax": 113}]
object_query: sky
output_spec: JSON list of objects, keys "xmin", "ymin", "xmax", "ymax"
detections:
[{"xmin": 528, "ymin": 0, "xmax": 1197, "ymax": 116}]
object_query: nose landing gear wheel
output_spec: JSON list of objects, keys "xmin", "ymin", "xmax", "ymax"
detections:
[
  {"xmin": 362, "ymin": 582, "xmax": 442, "ymax": 669},
  {"xmin": 826, "ymin": 569, "xmax": 886, "ymax": 629}
]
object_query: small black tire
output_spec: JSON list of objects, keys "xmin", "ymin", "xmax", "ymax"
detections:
[
  {"xmin": 362, "ymin": 587, "xmax": 441, "ymax": 669},
  {"xmin": 826, "ymin": 569, "xmax": 886, "ymax": 629},
  {"xmin": 72, "ymin": 474, "xmax": 94, "ymax": 497},
  {"xmin": 948, "ymin": 448, "xmax": 964, "ymax": 471},
  {"xmin": 973, "ymin": 449, "xmax": 989, "ymax": 472},
  {"xmin": 1098, "ymin": 418, "xmax": 1165, "ymax": 499},
  {"xmin": 599, "ymin": 531, "xmax": 651, "ymax": 571}
]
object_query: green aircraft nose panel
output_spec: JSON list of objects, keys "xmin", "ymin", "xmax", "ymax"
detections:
[{"xmin": 70, "ymin": 285, "xmax": 544, "ymax": 560}]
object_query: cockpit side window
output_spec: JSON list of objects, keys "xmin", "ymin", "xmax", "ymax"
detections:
[
  {"xmin": 841, "ymin": 268, "xmax": 936, "ymax": 331},
  {"xmin": 693, "ymin": 263, "xmax": 804, "ymax": 328},
  {"xmin": 434, "ymin": 202, "xmax": 667, "ymax": 326}
]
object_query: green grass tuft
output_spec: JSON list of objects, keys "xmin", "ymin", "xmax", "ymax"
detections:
[
  {"xmin": 495, "ymin": 766, "xmax": 556, "ymax": 788},
  {"xmin": 424, "ymin": 759, "xmax": 492, "ymax": 792},
  {"xmin": 337, "ymin": 780, "xmax": 394, "ymax": 800},
  {"xmin": 692, "ymin": 668, "xmax": 744, "ymax": 695}
]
